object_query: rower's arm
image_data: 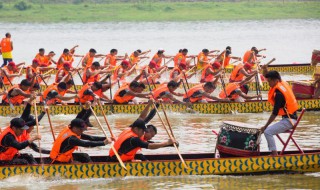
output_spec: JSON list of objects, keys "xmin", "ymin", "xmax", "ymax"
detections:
[
  {"xmin": 56, "ymin": 94, "xmax": 78, "ymax": 101},
  {"xmin": 68, "ymin": 136, "xmax": 105, "ymax": 147},
  {"xmin": 81, "ymin": 133, "xmax": 106, "ymax": 141},
  {"xmin": 127, "ymin": 90, "xmax": 150, "ymax": 98},
  {"xmin": 148, "ymin": 139, "xmax": 173, "ymax": 149},
  {"xmin": 3, "ymin": 134, "xmax": 30, "ymax": 150},
  {"xmin": 138, "ymin": 99, "xmax": 153, "ymax": 120},
  {"xmin": 14, "ymin": 88, "xmax": 31, "ymax": 98},
  {"xmin": 29, "ymin": 142, "xmax": 51, "ymax": 154}
]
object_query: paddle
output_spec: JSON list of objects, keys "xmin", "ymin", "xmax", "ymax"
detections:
[
  {"xmin": 38, "ymin": 74, "xmax": 48, "ymax": 87},
  {"xmin": 0, "ymin": 75, "xmax": 14, "ymax": 110},
  {"xmin": 2, "ymin": 68, "xmax": 13, "ymax": 86},
  {"xmin": 182, "ymin": 72, "xmax": 190, "ymax": 90},
  {"xmin": 159, "ymin": 102, "xmax": 175, "ymax": 139},
  {"xmin": 17, "ymin": 63, "xmax": 25, "ymax": 75},
  {"xmin": 220, "ymin": 76, "xmax": 236, "ymax": 114},
  {"xmin": 98, "ymin": 100, "xmax": 115, "ymax": 139},
  {"xmin": 77, "ymin": 70, "xmax": 85, "ymax": 85},
  {"xmin": 33, "ymin": 101, "xmax": 44, "ymax": 167},
  {"xmin": 153, "ymin": 102, "xmax": 188, "ymax": 169},
  {"xmin": 68, "ymin": 71, "xmax": 82, "ymax": 107},
  {"xmin": 89, "ymin": 106, "xmax": 127, "ymax": 170},
  {"xmin": 45, "ymin": 107, "xmax": 56, "ymax": 141}
]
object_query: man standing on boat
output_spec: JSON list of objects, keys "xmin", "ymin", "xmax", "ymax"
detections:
[
  {"xmin": 49, "ymin": 118, "xmax": 112, "ymax": 164},
  {"xmin": 260, "ymin": 69, "xmax": 298, "ymax": 156},
  {"xmin": 0, "ymin": 118, "xmax": 41, "ymax": 165},
  {"xmin": 0, "ymin": 33, "xmax": 13, "ymax": 67}
]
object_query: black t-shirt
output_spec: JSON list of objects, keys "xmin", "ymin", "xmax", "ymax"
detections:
[
  {"xmin": 0, "ymin": 133, "xmax": 29, "ymax": 152},
  {"xmin": 272, "ymin": 89, "xmax": 297, "ymax": 119},
  {"xmin": 117, "ymin": 137, "xmax": 149, "ymax": 156},
  {"xmin": 59, "ymin": 134, "xmax": 106, "ymax": 153}
]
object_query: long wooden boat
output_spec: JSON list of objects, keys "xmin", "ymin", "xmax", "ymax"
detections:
[
  {"xmin": 0, "ymin": 150, "xmax": 319, "ymax": 179},
  {"xmin": 20, "ymin": 63, "xmax": 315, "ymax": 75},
  {"xmin": 1, "ymin": 98, "xmax": 320, "ymax": 116}
]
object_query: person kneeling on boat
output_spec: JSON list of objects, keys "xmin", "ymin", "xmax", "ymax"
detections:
[
  {"xmin": 260, "ymin": 70, "xmax": 298, "ymax": 156},
  {"xmin": 183, "ymin": 80, "xmax": 230, "ymax": 103},
  {"xmin": 1, "ymin": 79, "xmax": 34, "ymax": 105},
  {"xmin": 0, "ymin": 118, "xmax": 41, "ymax": 165},
  {"xmin": 108, "ymin": 119, "xmax": 176, "ymax": 162},
  {"xmin": 49, "ymin": 118, "xmax": 112, "ymax": 164},
  {"xmin": 113, "ymin": 81, "xmax": 151, "ymax": 104},
  {"xmin": 152, "ymin": 80, "xmax": 186, "ymax": 104},
  {"xmin": 41, "ymin": 82, "xmax": 78, "ymax": 105},
  {"xmin": 219, "ymin": 74, "xmax": 261, "ymax": 102}
]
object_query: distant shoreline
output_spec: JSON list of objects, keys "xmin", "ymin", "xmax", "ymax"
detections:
[{"xmin": 1, "ymin": 1, "xmax": 319, "ymax": 23}]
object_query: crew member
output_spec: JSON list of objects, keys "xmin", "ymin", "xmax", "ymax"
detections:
[
  {"xmin": 200, "ymin": 61, "xmax": 222, "ymax": 83},
  {"xmin": 129, "ymin": 49, "xmax": 150, "ymax": 68},
  {"xmin": 153, "ymin": 80, "xmax": 184, "ymax": 103},
  {"xmin": 76, "ymin": 81, "xmax": 103, "ymax": 105},
  {"xmin": 151, "ymin": 49, "xmax": 171, "ymax": 67},
  {"xmin": 25, "ymin": 59, "xmax": 51, "ymax": 83},
  {"xmin": 42, "ymin": 82, "xmax": 78, "ymax": 105},
  {"xmin": 1, "ymin": 79, "xmax": 33, "ymax": 105},
  {"xmin": 82, "ymin": 48, "xmax": 104, "ymax": 68},
  {"xmin": 173, "ymin": 48, "xmax": 193, "ymax": 68},
  {"xmin": 1, "ymin": 61, "xmax": 23, "ymax": 85},
  {"xmin": 83, "ymin": 61, "xmax": 109, "ymax": 84},
  {"xmin": 57, "ymin": 45, "xmax": 78, "ymax": 69},
  {"xmin": 0, "ymin": 33, "xmax": 13, "ymax": 67},
  {"xmin": 35, "ymin": 49, "xmax": 56, "ymax": 67},
  {"xmin": 243, "ymin": 47, "xmax": 266, "ymax": 65},
  {"xmin": 113, "ymin": 81, "xmax": 150, "ymax": 104}
]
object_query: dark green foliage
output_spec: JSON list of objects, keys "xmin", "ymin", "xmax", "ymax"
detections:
[{"xmin": 14, "ymin": 1, "xmax": 32, "ymax": 11}]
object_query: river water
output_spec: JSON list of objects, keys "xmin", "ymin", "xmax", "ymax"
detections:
[{"xmin": 0, "ymin": 19, "xmax": 320, "ymax": 189}]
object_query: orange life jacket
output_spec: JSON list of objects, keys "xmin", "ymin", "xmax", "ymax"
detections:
[
  {"xmin": 55, "ymin": 68, "xmax": 69, "ymax": 83},
  {"xmin": 230, "ymin": 63, "xmax": 245, "ymax": 82},
  {"xmin": 42, "ymin": 83, "xmax": 66, "ymax": 104},
  {"xmin": 243, "ymin": 50, "xmax": 256, "ymax": 64},
  {"xmin": 201, "ymin": 65, "xmax": 215, "ymax": 83},
  {"xmin": 268, "ymin": 81, "xmax": 299, "ymax": 116},
  {"xmin": 105, "ymin": 54, "xmax": 117, "ymax": 67},
  {"xmin": 26, "ymin": 66, "xmax": 42, "ymax": 83},
  {"xmin": 113, "ymin": 66, "xmax": 126, "ymax": 81},
  {"xmin": 39, "ymin": 55, "xmax": 52, "ymax": 67},
  {"xmin": 75, "ymin": 83, "xmax": 99, "ymax": 103},
  {"xmin": 18, "ymin": 130, "xmax": 30, "ymax": 142},
  {"xmin": 2, "ymin": 66, "xmax": 14, "ymax": 85},
  {"xmin": 152, "ymin": 54, "xmax": 162, "ymax": 67},
  {"xmin": 153, "ymin": 85, "xmax": 170, "ymax": 101},
  {"xmin": 83, "ymin": 67, "xmax": 100, "ymax": 84},
  {"xmin": 57, "ymin": 54, "xmax": 73, "ymax": 69},
  {"xmin": 183, "ymin": 84, "xmax": 204, "ymax": 103},
  {"xmin": 83, "ymin": 53, "xmax": 94, "ymax": 68},
  {"xmin": 173, "ymin": 53, "xmax": 186, "ymax": 67},
  {"xmin": 223, "ymin": 55, "xmax": 231, "ymax": 68},
  {"xmin": 0, "ymin": 127, "xmax": 19, "ymax": 161},
  {"xmin": 50, "ymin": 127, "xmax": 80, "ymax": 163},
  {"xmin": 113, "ymin": 83, "xmax": 134, "ymax": 104},
  {"xmin": 109, "ymin": 129, "xmax": 142, "ymax": 162},
  {"xmin": 169, "ymin": 67, "xmax": 181, "ymax": 80},
  {"xmin": 197, "ymin": 52, "xmax": 208, "ymax": 69},
  {"xmin": 219, "ymin": 83, "xmax": 240, "ymax": 100},
  {"xmin": 2, "ymin": 84, "xmax": 29, "ymax": 105},
  {"xmin": 129, "ymin": 53, "xmax": 140, "ymax": 66},
  {"xmin": 35, "ymin": 53, "xmax": 46, "ymax": 65},
  {"xmin": 0, "ymin": 38, "xmax": 12, "ymax": 53}
]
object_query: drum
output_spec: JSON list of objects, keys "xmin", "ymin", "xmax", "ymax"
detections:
[
  {"xmin": 311, "ymin": 50, "xmax": 320, "ymax": 66},
  {"xmin": 292, "ymin": 81, "xmax": 315, "ymax": 99},
  {"xmin": 216, "ymin": 121, "xmax": 261, "ymax": 158}
]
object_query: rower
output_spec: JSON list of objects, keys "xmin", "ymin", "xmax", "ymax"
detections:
[
  {"xmin": 55, "ymin": 62, "xmax": 72, "ymax": 83},
  {"xmin": 82, "ymin": 48, "xmax": 104, "ymax": 68},
  {"xmin": 140, "ymin": 60, "xmax": 167, "ymax": 84},
  {"xmin": 49, "ymin": 118, "xmax": 112, "ymax": 164},
  {"xmin": 1, "ymin": 61, "xmax": 24, "ymax": 85},
  {"xmin": 35, "ymin": 48, "xmax": 56, "ymax": 67},
  {"xmin": 169, "ymin": 61, "xmax": 195, "ymax": 81},
  {"xmin": 57, "ymin": 45, "xmax": 78, "ymax": 70},
  {"xmin": 196, "ymin": 49, "xmax": 218, "ymax": 70},
  {"xmin": 75, "ymin": 81, "xmax": 103, "ymax": 105},
  {"xmin": 151, "ymin": 48, "xmax": 171, "ymax": 68},
  {"xmin": 113, "ymin": 81, "xmax": 150, "ymax": 104},
  {"xmin": 104, "ymin": 49, "xmax": 123, "ymax": 69},
  {"xmin": 0, "ymin": 32, "xmax": 13, "ymax": 67},
  {"xmin": 229, "ymin": 62, "xmax": 257, "ymax": 83},
  {"xmin": 152, "ymin": 80, "xmax": 185, "ymax": 104},
  {"xmin": 200, "ymin": 61, "xmax": 223, "ymax": 83},
  {"xmin": 215, "ymin": 47, "xmax": 241, "ymax": 68},
  {"xmin": 112, "ymin": 60, "xmax": 136, "ymax": 82},
  {"xmin": 41, "ymin": 82, "xmax": 78, "ymax": 105},
  {"xmin": 0, "ymin": 118, "xmax": 41, "ymax": 165},
  {"xmin": 183, "ymin": 81, "xmax": 230, "ymax": 103},
  {"xmin": 219, "ymin": 75, "xmax": 261, "ymax": 102},
  {"xmin": 83, "ymin": 61, "xmax": 109, "ymax": 84},
  {"xmin": 173, "ymin": 48, "xmax": 194, "ymax": 68},
  {"xmin": 260, "ymin": 69, "xmax": 298, "ymax": 156},
  {"xmin": 1, "ymin": 79, "xmax": 33, "ymax": 105},
  {"xmin": 129, "ymin": 49, "xmax": 150, "ymax": 68},
  {"xmin": 25, "ymin": 59, "xmax": 51, "ymax": 84},
  {"xmin": 108, "ymin": 118, "xmax": 176, "ymax": 162},
  {"xmin": 243, "ymin": 46, "xmax": 266, "ymax": 65}
]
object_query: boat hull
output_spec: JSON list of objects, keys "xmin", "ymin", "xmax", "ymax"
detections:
[{"xmin": 0, "ymin": 152, "xmax": 319, "ymax": 179}]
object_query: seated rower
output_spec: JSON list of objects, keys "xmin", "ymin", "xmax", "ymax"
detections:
[
  {"xmin": 183, "ymin": 81, "xmax": 230, "ymax": 103},
  {"xmin": 169, "ymin": 61, "xmax": 195, "ymax": 81},
  {"xmin": 1, "ymin": 61, "xmax": 24, "ymax": 85},
  {"xmin": 35, "ymin": 48, "xmax": 57, "ymax": 67},
  {"xmin": 219, "ymin": 75, "xmax": 261, "ymax": 102},
  {"xmin": 19, "ymin": 98, "xmax": 50, "ymax": 155},
  {"xmin": 26, "ymin": 59, "xmax": 52, "ymax": 84},
  {"xmin": 1, "ymin": 79, "xmax": 33, "ymax": 105},
  {"xmin": 55, "ymin": 62, "xmax": 73, "ymax": 83},
  {"xmin": 83, "ymin": 61, "xmax": 109, "ymax": 84},
  {"xmin": 200, "ymin": 61, "xmax": 223, "ymax": 83},
  {"xmin": 0, "ymin": 118, "xmax": 41, "ymax": 165},
  {"xmin": 108, "ymin": 118, "xmax": 176, "ymax": 162},
  {"xmin": 152, "ymin": 80, "xmax": 185, "ymax": 104},
  {"xmin": 243, "ymin": 46, "xmax": 266, "ymax": 65},
  {"xmin": 113, "ymin": 81, "xmax": 150, "ymax": 104},
  {"xmin": 75, "ymin": 81, "xmax": 103, "ymax": 105},
  {"xmin": 215, "ymin": 48, "xmax": 241, "ymax": 68},
  {"xmin": 112, "ymin": 60, "xmax": 136, "ymax": 82},
  {"xmin": 129, "ymin": 49, "xmax": 150, "ymax": 69},
  {"xmin": 140, "ymin": 61, "xmax": 167, "ymax": 84},
  {"xmin": 41, "ymin": 82, "xmax": 78, "ymax": 105},
  {"xmin": 49, "ymin": 118, "xmax": 112, "ymax": 164},
  {"xmin": 229, "ymin": 62, "xmax": 257, "ymax": 83},
  {"xmin": 56, "ymin": 45, "xmax": 78, "ymax": 70}
]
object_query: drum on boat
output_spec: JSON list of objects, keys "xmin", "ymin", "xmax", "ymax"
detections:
[
  {"xmin": 292, "ymin": 81, "xmax": 315, "ymax": 99},
  {"xmin": 311, "ymin": 50, "xmax": 320, "ymax": 66},
  {"xmin": 216, "ymin": 121, "xmax": 261, "ymax": 158}
]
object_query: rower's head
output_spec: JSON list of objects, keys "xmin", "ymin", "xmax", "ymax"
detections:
[
  {"xmin": 92, "ymin": 81, "xmax": 102, "ymax": 91},
  {"xmin": 92, "ymin": 61, "xmax": 100, "ymax": 70},
  {"xmin": 66, "ymin": 79, "xmax": 74, "ymax": 89},
  {"xmin": 158, "ymin": 48, "xmax": 165, "ymax": 55},
  {"xmin": 110, "ymin": 49, "xmax": 118, "ymax": 55},
  {"xmin": 63, "ymin": 48, "xmax": 69, "ymax": 55},
  {"xmin": 39, "ymin": 48, "xmax": 45, "ymax": 56},
  {"xmin": 179, "ymin": 61, "xmax": 187, "ymax": 70},
  {"xmin": 134, "ymin": 50, "xmax": 141, "ymax": 57},
  {"xmin": 121, "ymin": 60, "xmax": 130, "ymax": 70},
  {"xmin": 5, "ymin": 33, "xmax": 11, "ymax": 38},
  {"xmin": 8, "ymin": 61, "xmax": 17, "ymax": 71},
  {"xmin": 89, "ymin": 48, "xmax": 97, "ymax": 57},
  {"xmin": 265, "ymin": 70, "xmax": 282, "ymax": 88},
  {"xmin": 226, "ymin": 46, "xmax": 232, "ymax": 51},
  {"xmin": 10, "ymin": 118, "xmax": 29, "ymax": 136},
  {"xmin": 63, "ymin": 62, "xmax": 72, "ymax": 71},
  {"xmin": 48, "ymin": 51, "xmax": 56, "ymax": 57},
  {"xmin": 243, "ymin": 63, "xmax": 252, "ymax": 71},
  {"xmin": 226, "ymin": 49, "xmax": 232, "ymax": 57},
  {"xmin": 167, "ymin": 80, "xmax": 180, "ymax": 92},
  {"xmin": 212, "ymin": 61, "xmax": 221, "ymax": 70},
  {"xmin": 20, "ymin": 79, "xmax": 32, "ymax": 90},
  {"xmin": 144, "ymin": 124, "xmax": 157, "ymax": 141},
  {"xmin": 69, "ymin": 118, "xmax": 87, "ymax": 135},
  {"xmin": 251, "ymin": 47, "xmax": 258, "ymax": 55},
  {"xmin": 130, "ymin": 119, "xmax": 147, "ymax": 137},
  {"xmin": 137, "ymin": 83, "xmax": 146, "ymax": 93},
  {"xmin": 129, "ymin": 81, "xmax": 140, "ymax": 92},
  {"xmin": 182, "ymin": 48, "xmax": 188, "ymax": 56},
  {"xmin": 202, "ymin": 49, "xmax": 209, "ymax": 56},
  {"xmin": 32, "ymin": 59, "xmax": 39, "ymax": 67},
  {"xmin": 58, "ymin": 82, "xmax": 67, "ymax": 92},
  {"xmin": 203, "ymin": 82, "xmax": 216, "ymax": 93},
  {"xmin": 30, "ymin": 83, "xmax": 40, "ymax": 92}
]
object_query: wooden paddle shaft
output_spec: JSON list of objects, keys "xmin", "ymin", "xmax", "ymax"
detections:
[
  {"xmin": 45, "ymin": 108, "xmax": 56, "ymax": 141},
  {"xmin": 97, "ymin": 100, "xmax": 115, "ymax": 138},
  {"xmin": 159, "ymin": 102, "xmax": 175, "ymax": 139},
  {"xmin": 33, "ymin": 101, "xmax": 43, "ymax": 164}
]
